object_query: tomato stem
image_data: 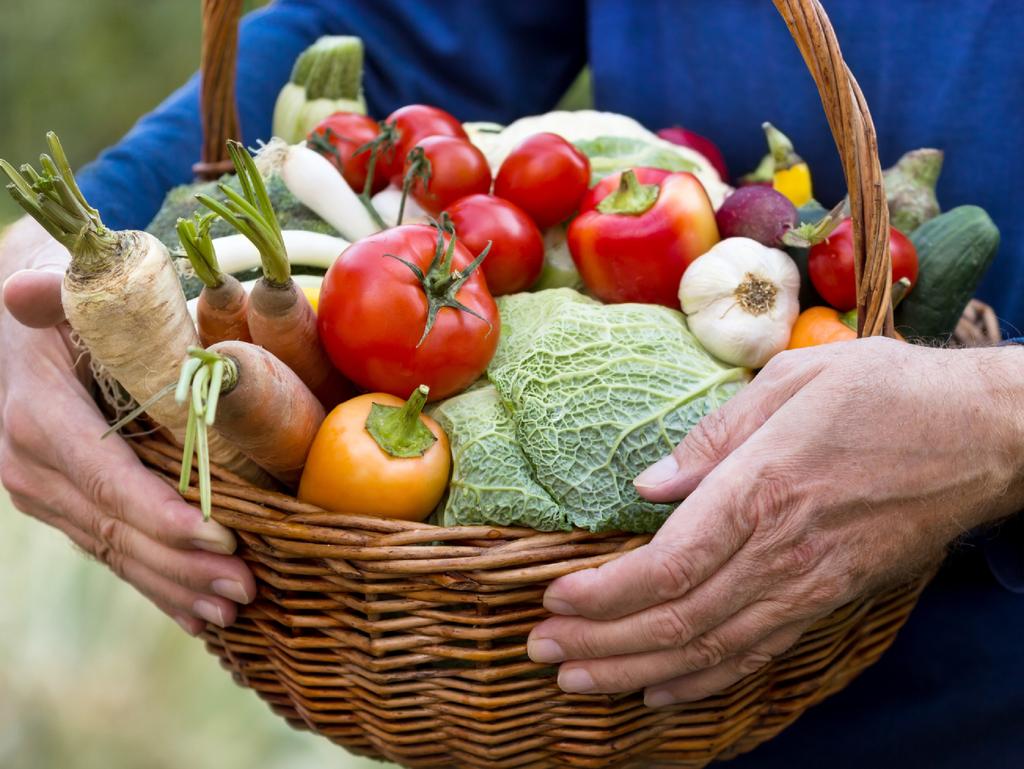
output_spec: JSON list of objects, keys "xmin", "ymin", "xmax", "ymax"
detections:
[
  {"xmin": 344, "ymin": 123, "xmax": 391, "ymax": 229},
  {"xmin": 596, "ymin": 169, "xmax": 659, "ymax": 216},
  {"xmin": 780, "ymin": 198, "xmax": 845, "ymax": 249},
  {"xmin": 364, "ymin": 384, "xmax": 437, "ymax": 458},
  {"xmin": 397, "ymin": 145, "xmax": 431, "ymax": 225},
  {"xmin": 383, "ymin": 218, "xmax": 492, "ymax": 346}
]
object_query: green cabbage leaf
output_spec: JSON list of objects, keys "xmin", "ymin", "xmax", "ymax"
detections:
[{"xmin": 434, "ymin": 289, "xmax": 748, "ymax": 533}]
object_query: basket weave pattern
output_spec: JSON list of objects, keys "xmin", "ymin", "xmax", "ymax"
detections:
[
  {"xmin": 158, "ymin": 0, "xmax": 934, "ymax": 765},
  {"xmin": 136, "ymin": 439, "xmax": 926, "ymax": 768}
]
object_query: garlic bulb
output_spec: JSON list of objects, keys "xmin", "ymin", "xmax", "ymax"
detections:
[{"xmin": 678, "ymin": 237, "xmax": 800, "ymax": 368}]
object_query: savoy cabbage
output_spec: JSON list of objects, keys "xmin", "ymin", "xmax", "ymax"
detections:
[{"xmin": 433, "ymin": 289, "xmax": 748, "ymax": 533}]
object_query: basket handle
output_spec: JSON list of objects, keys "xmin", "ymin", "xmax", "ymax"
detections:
[
  {"xmin": 773, "ymin": 0, "xmax": 893, "ymax": 337},
  {"xmin": 191, "ymin": 0, "xmax": 894, "ymax": 337},
  {"xmin": 192, "ymin": 0, "xmax": 243, "ymax": 181}
]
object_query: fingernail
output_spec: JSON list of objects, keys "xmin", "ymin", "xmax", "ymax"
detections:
[
  {"xmin": 559, "ymin": 668, "xmax": 595, "ymax": 693},
  {"xmin": 193, "ymin": 599, "xmax": 227, "ymax": 628},
  {"xmin": 634, "ymin": 455, "xmax": 680, "ymax": 489},
  {"xmin": 211, "ymin": 578, "xmax": 252, "ymax": 604},
  {"xmin": 528, "ymin": 638, "xmax": 565, "ymax": 664},
  {"xmin": 173, "ymin": 614, "xmax": 199, "ymax": 636},
  {"xmin": 544, "ymin": 596, "xmax": 578, "ymax": 616},
  {"xmin": 645, "ymin": 689, "xmax": 678, "ymax": 708},
  {"xmin": 190, "ymin": 532, "xmax": 236, "ymax": 555}
]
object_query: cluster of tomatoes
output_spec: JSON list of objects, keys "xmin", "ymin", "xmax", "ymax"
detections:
[
  {"xmin": 306, "ymin": 103, "xmax": 597, "ymax": 404},
  {"xmin": 308, "ymin": 104, "xmax": 591, "ymax": 296}
]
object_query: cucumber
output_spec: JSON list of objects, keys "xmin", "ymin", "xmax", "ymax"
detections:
[{"xmin": 895, "ymin": 205, "xmax": 1000, "ymax": 341}]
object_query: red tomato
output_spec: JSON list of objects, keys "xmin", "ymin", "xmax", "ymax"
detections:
[
  {"xmin": 446, "ymin": 194, "xmax": 544, "ymax": 295},
  {"xmin": 318, "ymin": 224, "xmax": 499, "ymax": 400},
  {"xmin": 493, "ymin": 133, "xmax": 590, "ymax": 228},
  {"xmin": 808, "ymin": 219, "xmax": 919, "ymax": 311},
  {"xmin": 378, "ymin": 104, "xmax": 468, "ymax": 180},
  {"xmin": 406, "ymin": 136, "xmax": 492, "ymax": 215},
  {"xmin": 578, "ymin": 167, "xmax": 672, "ymax": 214},
  {"xmin": 306, "ymin": 112, "xmax": 387, "ymax": 194}
]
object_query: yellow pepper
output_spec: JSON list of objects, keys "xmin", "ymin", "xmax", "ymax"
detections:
[
  {"xmin": 764, "ymin": 122, "xmax": 812, "ymax": 206},
  {"xmin": 772, "ymin": 162, "xmax": 813, "ymax": 207},
  {"xmin": 740, "ymin": 123, "xmax": 813, "ymax": 207},
  {"xmin": 302, "ymin": 285, "xmax": 321, "ymax": 313}
]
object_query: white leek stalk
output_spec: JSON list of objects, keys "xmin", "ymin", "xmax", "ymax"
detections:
[
  {"xmin": 256, "ymin": 139, "xmax": 382, "ymax": 241},
  {"xmin": 210, "ymin": 230, "xmax": 349, "ymax": 274}
]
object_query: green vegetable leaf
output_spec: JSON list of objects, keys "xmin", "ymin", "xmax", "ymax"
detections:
[
  {"xmin": 575, "ymin": 135, "xmax": 699, "ymax": 185},
  {"xmin": 435, "ymin": 289, "xmax": 748, "ymax": 533}
]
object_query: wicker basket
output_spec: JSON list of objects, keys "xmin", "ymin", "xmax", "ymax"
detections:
[{"xmin": 140, "ymin": 1, "xmax": 940, "ymax": 766}]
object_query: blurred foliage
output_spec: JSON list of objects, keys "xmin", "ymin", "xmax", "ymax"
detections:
[
  {"xmin": 0, "ymin": 4, "xmax": 591, "ymax": 766},
  {"xmin": 2, "ymin": 2, "xmax": 378, "ymax": 766},
  {"xmin": 0, "ymin": 492, "xmax": 385, "ymax": 769},
  {"xmin": 0, "ymin": 0, "xmax": 269, "ymax": 226}
]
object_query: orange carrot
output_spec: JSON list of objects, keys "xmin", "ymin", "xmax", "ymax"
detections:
[
  {"xmin": 175, "ymin": 343, "xmax": 325, "ymax": 515},
  {"xmin": 196, "ymin": 141, "xmax": 350, "ymax": 408},
  {"xmin": 177, "ymin": 212, "xmax": 251, "ymax": 346}
]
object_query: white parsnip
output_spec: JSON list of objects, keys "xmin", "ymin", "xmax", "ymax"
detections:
[{"xmin": 1, "ymin": 132, "xmax": 270, "ymax": 486}]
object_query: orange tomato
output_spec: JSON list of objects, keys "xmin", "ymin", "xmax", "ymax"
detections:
[
  {"xmin": 788, "ymin": 306, "xmax": 904, "ymax": 349},
  {"xmin": 787, "ymin": 306, "xmax": 856, "ymax": 349},
  {"xmin": 298, "ymin": 390, "xmax": 450, "ymax": 521}
]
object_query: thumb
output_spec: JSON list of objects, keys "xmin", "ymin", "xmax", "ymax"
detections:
[
  {"xmin": 633, "ymin": 352, "xmax": 822, "ymax": 502},
  {"xmin": 2, "ymin": 268, "xmax": 67, "ymax": 328}
]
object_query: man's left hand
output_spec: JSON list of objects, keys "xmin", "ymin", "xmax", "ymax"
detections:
[{"xmin": 527, "ymin": 338, "xmax": 1024, "ymax": 707}]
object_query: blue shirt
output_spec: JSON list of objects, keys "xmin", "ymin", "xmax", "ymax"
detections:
[
  {"xmin": 77, "ymin": 0, "xmax": 1024, "ymax": 335},
  {"xmin": 74, "ymin": 3, "xmax": 1024, "ymax": 765}
]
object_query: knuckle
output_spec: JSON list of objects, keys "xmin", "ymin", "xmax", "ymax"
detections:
[
  {"xmin": 95, "ymin": 515, "xmax": 132, "ymax": 562},
  {"xmin": 647, "ymin": 604, "xmax": 694, "ymax": 648},
  {"xmin": 80, "ymin": 460, "xmax": 121, "ymax": 517},
  {"xmin": 777, "ymin": 534, "xmax": 827, "ymax": 578},
  {"xmin": 155, "ymin": 503, "xmax": 199, "ymax": 544},
  {"xmin": 0, "ymin": 451, "xmax": 32, "ymax": 499},
  {"xmin": 736, "ymin": 650, "xmax": 774, "ymax": 676},
  {"xmin": 645, "ymin": 545, "xmax": 697, "ymax": 603},
  {"xmin": 1, "ymin": 401, "xmax": 39, "ymax": 451},
  {"xmin": 808, "ymin": 571, "xmax": 851, "ymax": 608},
  {"xmin": 681, "ymin": 409, "xmax": 730, "ymax": 465},
  {"xmin": 686, "ymin": 634, "xmax": 727, "ymax": 671},
  {"xmin": 749, "ymin": 473, "xmax": 795, "ymax": 532}
]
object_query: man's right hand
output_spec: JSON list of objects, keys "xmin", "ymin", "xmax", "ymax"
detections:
[{"xmin": 0, "ymin": 219, "xmax": 255, "ymax": 635}]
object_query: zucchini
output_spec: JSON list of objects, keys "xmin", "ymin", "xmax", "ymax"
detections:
[{"xmin": 895, "ymin": 205, "xmax": 1000, "ymax": 341}]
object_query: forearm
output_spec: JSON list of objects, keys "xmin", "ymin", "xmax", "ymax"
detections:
[{"xmin": 968, "ymin": 345, "xmax": 1024, "ymax": 527}]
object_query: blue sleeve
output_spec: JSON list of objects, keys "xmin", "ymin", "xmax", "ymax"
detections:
[
  {"xmin": 76, "ymin": 1, "xmax": 328, "ymax": 231},
  {"xmin": 76, "ymin": 0, "xmax": 587, "ymax": 232}
]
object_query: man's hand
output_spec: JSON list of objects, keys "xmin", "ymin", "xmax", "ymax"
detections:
[
  {"xmin": 528, "ymin": 338, "xmax": 1024, "ymax": 706},
  {"xmin": 0, "ymin": 219, "xmax": 255, "ymax": 635}
]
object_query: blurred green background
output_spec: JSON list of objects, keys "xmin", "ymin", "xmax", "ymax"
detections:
[
  {"xmin": 0, "ymin": 1, "xmax": 376, "ymax": 766},
  {"xmin": 1, "ymin": 3, "xmax": 590, "ymax": 766}
]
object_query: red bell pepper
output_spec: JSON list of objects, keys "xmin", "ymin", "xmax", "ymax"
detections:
[{"xmin": 567, "ymin": 169, "xmax": 720, "ymax": 308}]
